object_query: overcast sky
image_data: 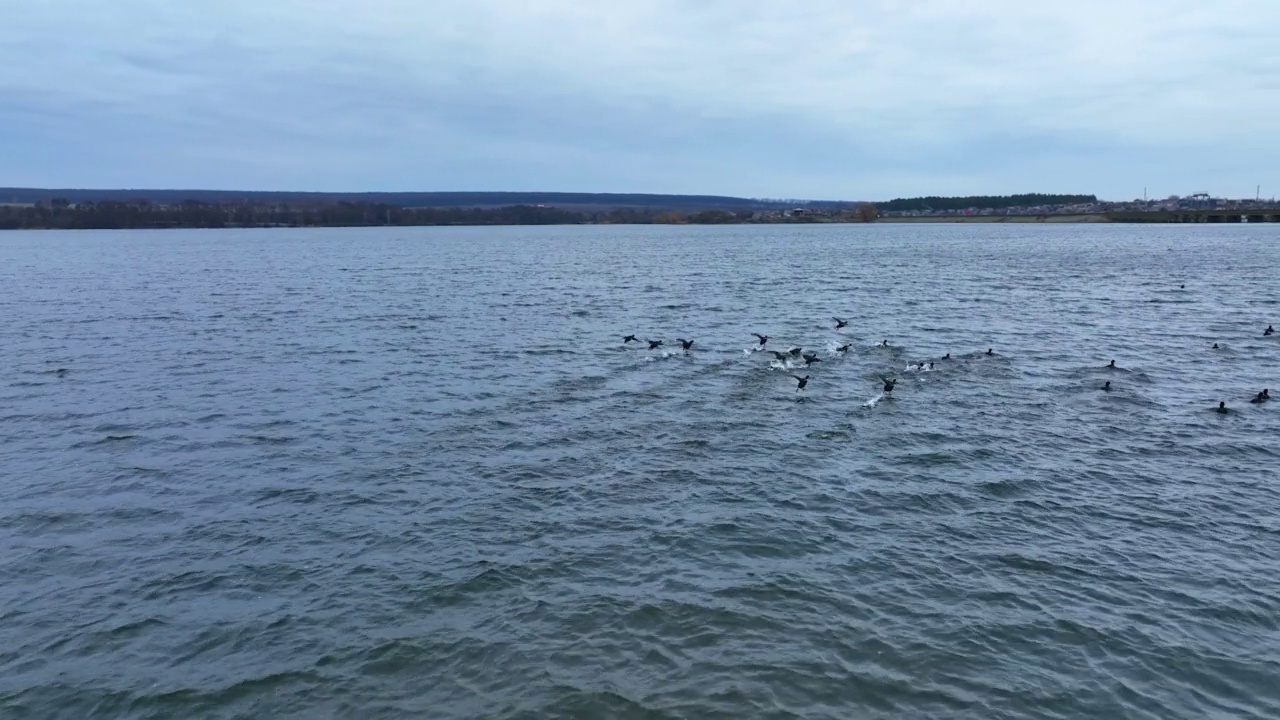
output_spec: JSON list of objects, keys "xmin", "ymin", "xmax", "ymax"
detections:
[{"xmin": 3, "ymin": 0, "xmax": 1278, "ymax": 200}]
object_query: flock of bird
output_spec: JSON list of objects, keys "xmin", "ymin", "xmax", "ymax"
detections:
[
  {"xmin": 1233, "ymin": 324, "xmax": 1274, "ymax": 411},
  {"xmin": 623, "ymin": 317, "xmax": 1001, "ymax": 397},
  {"xmin": 622, "ymin": 320, "xmax": 1277, "ymax": 411}
]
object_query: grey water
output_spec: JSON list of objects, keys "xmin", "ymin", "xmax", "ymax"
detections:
[{"xmin": 1, "ymin": 224, "xmax": 1279, "ymax": 720}]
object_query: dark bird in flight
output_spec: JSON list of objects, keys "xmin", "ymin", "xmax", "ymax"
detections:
[
  {"xmin": 623, "ymin": 334, "xmax": 638, "ymax": 343},
  {"xmin": 882, "ymin": 378, "xmax": 897, "ymax": 392},
  {"xmin": 752, "ymin": 333, "xmax": 769, "ymax": 346},
  {"xmin": 676, "ymin": 338, "xmax": 694, "ymax": 351},
  {"xmin": 771, "ymin": 351, "xmax": 791, "ymax": 361},
  {"xmin": 833, "ymin": 317, "xmax": 848, "ymax": 329},
  {"xmin": 836, "ymin": 344, "xmax": 851, "ymax": 353},
  {"xmin": 648, "ymin": 340, "xmax": 664, "ymax": 350},
  {"xmin": 788, "ymin": 347, "xmax": 803, "ymax": 357},
  {"xmin": 791, "ymin": 374, "xmax": 809, "ymax": 391},
  {"xmin": 802, "ymin": 352, "xmax": 822, "ymax": 366}
]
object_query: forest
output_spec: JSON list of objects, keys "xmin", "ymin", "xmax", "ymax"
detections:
[
  {"xmin": 0, "ymin": 200, "xmax": 863, "ymax": 229},
  {"xmin": 877, "ymin": 194, "xmax": 1097, "ymax": 212}
]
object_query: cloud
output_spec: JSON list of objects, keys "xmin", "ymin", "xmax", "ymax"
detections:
[{"xmin": 2, "ymin": 0, "xmax": 1278, "ymax": 198}]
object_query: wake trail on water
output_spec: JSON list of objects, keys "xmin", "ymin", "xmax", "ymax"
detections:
[{"xmin": 644, "ymin": 350, "xmax": 685, "ymax": 362}]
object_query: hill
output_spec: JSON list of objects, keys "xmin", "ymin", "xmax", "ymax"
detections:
[{"xmin": 0, "ymin": 188, "xmax": 849, "ymax": 211}]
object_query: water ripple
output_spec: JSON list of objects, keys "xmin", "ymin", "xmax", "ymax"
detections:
[{"xmin": 2, "ymin": 224, "xmax": 1279, "ymax": 719}]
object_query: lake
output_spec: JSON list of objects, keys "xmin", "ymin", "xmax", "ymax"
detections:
[{"xmin": 2, "ymin": 224, "xmax": 1278, "ymax": 719}]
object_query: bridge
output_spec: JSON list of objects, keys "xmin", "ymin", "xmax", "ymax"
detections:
[{"xmin": 1106, "ymin": 209, "xmax": 1280, "ymax": 223}]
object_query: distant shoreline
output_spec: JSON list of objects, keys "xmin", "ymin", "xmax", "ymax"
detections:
[
  {"xmin": 0, "ymin": 215, "xmax": 1120, "ymax": 231},
  {"xmin": 0, "ymin": 216, "xmax": 1117, "ymax": 231},
  {"xmin": 8, "ymin": 207, "xmax": 1275, "ymax": 230},
  {"xmin": 876, "ymin": 214, "xmax": 1112, "ymax": 224}
]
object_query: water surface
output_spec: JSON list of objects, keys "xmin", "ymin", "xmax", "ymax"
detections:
[{"xmin": 2, "ymin": 224, "xmax": 1279, "ymax": 719}]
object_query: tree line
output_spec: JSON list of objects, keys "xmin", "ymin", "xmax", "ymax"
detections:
[
  {"xmin": 0, "ymin": 199, "xmax": 877, "ymax": 230},
  {"xmin": 0, "ymin": 200, "xmax": 582, "ymax": 230},
  {"xmin": 878, "ymin": 194, "xmax": 1097, "ymax": 212}
]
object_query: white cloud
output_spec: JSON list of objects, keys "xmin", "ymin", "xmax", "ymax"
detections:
[{"xmin": 1, "ymin": 0, "xmax": 1277, "ymax": 197}]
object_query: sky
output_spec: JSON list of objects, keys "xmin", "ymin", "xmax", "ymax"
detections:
[{"xmin": 2, "ymin": 0, "xmax": 1278, "ymax": 200}]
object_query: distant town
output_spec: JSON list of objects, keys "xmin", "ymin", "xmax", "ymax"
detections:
[
  {"xmin": 1, "ymin": 189, "xmax": 1278, "ymax": 229},
  {"xmin": 879, "ymin": 192, "xmax": 1280, "ymax": 222}
]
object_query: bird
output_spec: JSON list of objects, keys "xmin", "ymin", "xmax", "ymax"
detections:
[
  {"xmin": 788, "ymin": 347, "xmax": 803, "ymax": 356},
  {"xmin": 770, "ymin": 351, "xmax": 790, "ymax": 361},
  {"xmin": 833, "ymin": 317, "xmax": 848, "ymax": 329},
  {"xmin": 943, "ymin": 353, "xmax": 951, "ymax": 360},
  {"xmin": 1212, "ymin": 343, "xmax": 1220, "ymax": 349},
  {"xmin": 1103, "ymin": 381, "xmax": 1111, "ymax": 391},
  {"xmin": 676, "ymin": 338, "xmax": 694, "ymax": 351},
  {"xmin": 623, "ymin": 334, "xmax": 638, "ymax": 343},
  {"xmin": 802, "ymin": 352, "xmax": 822, "ymax": 366},
  {"xmin": 836, "ymin": 344, "xmax": 851, "ymax": 353},
  {"xmin": 1108, "ymin": 359, "xmax": 1116, "ymax": 368},
  {"xmin": 1266, "ymin": 325, "xmax": 1275, "ymax": 336},
  {"xmin": 880, "ymin": 340, "xmax": 890, "ymax": 347},
  {"xmin": 986, "ymin": 348, "xmax": 994, "ymax": 356},
  {"xmin": 648, "ymin": 340, "xmax": 664, "ymax": 350},
  {"xmin": 882, "ymin": 378, "xmax": 897, "ymax": 392},
  {"xmin": 791, "ymin": 374, "xmax": 809, "ymax": 391},
  {"xmin": 1217, "ymin": 401, "xmax": 1229, "ymax": 413},
  {"xmin": 752, "ymin": 333, "xmax": 769, "ymax": 346}
]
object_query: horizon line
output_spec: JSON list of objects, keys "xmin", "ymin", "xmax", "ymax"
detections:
[{"xmin": 0, "ymin": 187, "xmax": 1114, "ymax": 204}]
